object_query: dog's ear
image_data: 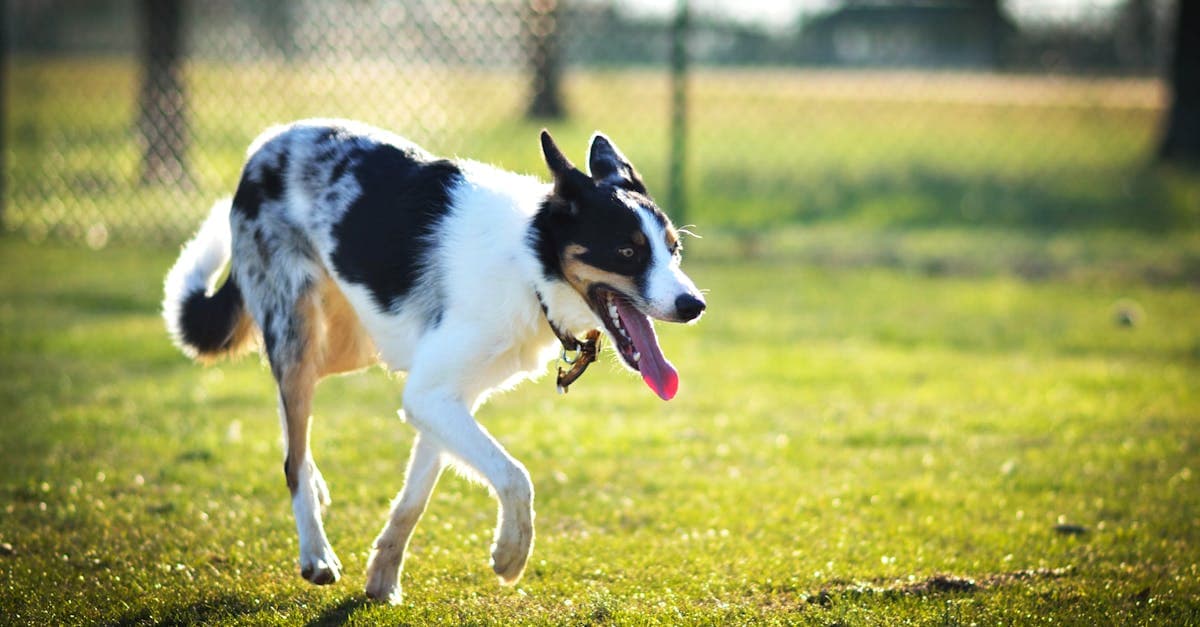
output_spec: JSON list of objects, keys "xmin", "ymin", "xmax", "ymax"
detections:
[
  {"xmin": 541, "ymin": 130, "xmax": 591, "ymax": 202},
  {"xmin": 588, "ymin": 132, "xmax": 646, "ymax": 194}
]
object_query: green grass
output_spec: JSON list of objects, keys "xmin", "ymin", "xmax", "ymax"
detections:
[
  {"xmin": 2, "ymin": 236, "xmax": 1199, "ymax": 624},
  {"xmin": 5, "ymin": 55, "xmax": 1200, "ymax": 623}
]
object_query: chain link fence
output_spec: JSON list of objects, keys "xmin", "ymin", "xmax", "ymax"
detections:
[{"xmin": 2, "ymin": 0, "xmax": 1189, "ymax": 247}]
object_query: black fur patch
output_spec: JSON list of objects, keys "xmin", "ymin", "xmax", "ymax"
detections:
[
  {"xmin": 528, "ymin": 198, "xmax": 570, "ymax": 282},
  {"xmin": 231, "ymin": 167, "xmax": 266, "ymax": 220},
  {"xmin": 260, "ymin": 154, "xmax": 286, "ymax": 201},
  {"xmin": 330, "ymin": 156, "xmax": 352, "ymax": 183},
  {"xmin": 261, "ymin": 309, "xmax": 276, "ymax": 361},
  {"xmin": 529, "ymin": 184, "xmax": 651, "ymax": 283},
  {"xmin": 179, "ymin": 277, "xmax": 244, "ymax": 354},
  {"xmin": 330, "ymin": 142, "xmax": 461, "ymax": 313},
  {"xmin": 283, "ymin": 458, "xmax": 295, "ymax": 493}
]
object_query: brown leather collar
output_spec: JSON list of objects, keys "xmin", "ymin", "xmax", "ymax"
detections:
[{"xmin": 536, "ymin": 290, "xmax": 601, "ymax": 394}]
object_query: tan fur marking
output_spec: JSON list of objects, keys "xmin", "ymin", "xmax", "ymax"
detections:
[
  {"xmin": 280, "ymin": 299, "xmax": 319, "ymax": 494},
  {"xmin": 315, "ymin": 278, "xmax": 379, "ymax": 377},
  {"xmin": 279, "ymin": 277, "xmax": 378, "ymax": 493},
  {"xmin": 631, "ymin": 231, "xmax": 646, "ymax": 246},
  {"xmin": 665, "ymin": 225, "xmax": 679, "ymax": 250},
  {"xmin": 561, "ymin": 252, "xmax": 639, "ymax": 300}
]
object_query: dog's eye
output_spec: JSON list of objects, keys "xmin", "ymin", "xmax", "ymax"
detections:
[{"xmin": 617, "ymin": 247, "xmax": 635, "ymax": 259}]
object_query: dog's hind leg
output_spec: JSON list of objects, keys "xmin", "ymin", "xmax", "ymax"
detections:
[
  {"xmin": 267, "ymin": 291, "xmax": 343, "ymax": 586},
  {"xmin": 364, "ymin": 434, "xmax": 443, "ymax": 604}
]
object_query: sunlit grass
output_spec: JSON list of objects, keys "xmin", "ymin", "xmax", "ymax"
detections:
[{"xmin": 1, "ymin": 238, "xmax": 1198, "ymax": 624}]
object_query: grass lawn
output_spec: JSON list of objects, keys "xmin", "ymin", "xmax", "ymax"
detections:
[{"xmin": 1, "ymin": 234, "xmax": 1198, "ymax": 624}]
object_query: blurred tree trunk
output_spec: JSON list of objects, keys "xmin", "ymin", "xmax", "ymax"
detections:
[
  {"xmin": 259, "ymin": 0, "xmax": 297, "ymax": 61},
  {"xmin": 978, "ymin": 0, "xmax": 1004, "ymax": 69},
  {"xmin": 524, "ymin": 0, "xmax": 565, "ymax": 120},
  {"xmin": 1117, "ymin": 0, "xmax": 1154, "ymax": 72},
  {"xmin": 137, "ymin": 0, "xmax": 190, "ymax": 186},
  {"xmin": 1159, "ymin": 1, "xmax": 1200, "ymax": 165}
]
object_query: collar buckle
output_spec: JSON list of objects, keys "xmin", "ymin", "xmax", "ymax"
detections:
[
  {"xmin": 556, "ymin": 329, "xmax": 601, "ymax": 394},
  {"xmin": 536, "ymin": 287, "xmax": 602, "ymax": 394}
]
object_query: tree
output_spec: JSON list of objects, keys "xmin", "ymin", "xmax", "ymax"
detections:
[
  {"xmin": 973, "ymin": 0, "xmax": 1006, "ymax": 69},
  {"xmin": 1159, "ymin": 1, "xmax": 1200, "ymax": 165},
  {"xmin": 257, "ymin": 0, "xmax": 297, "ymax": 61},
  {"xmin": 524, "ymin": 0, "xmax": 565, "ymax": 119},
  {"xmin": 136, "ymin": 0, "xmax": 190, "ymax": 185},
  {"xmin": 1116, "ymin": 0, "xmax": 1155, "ymax": 72}
]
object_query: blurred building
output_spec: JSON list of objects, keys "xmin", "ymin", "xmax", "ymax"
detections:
[{"xmin": 797, "ymin": 1, "xmax": 1014, "ymax": 69}]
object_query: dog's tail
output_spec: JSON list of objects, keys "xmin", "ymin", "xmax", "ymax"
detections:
[{"xmin": 163, "ymin": 199, "xmax": 256, "ymax": 362}]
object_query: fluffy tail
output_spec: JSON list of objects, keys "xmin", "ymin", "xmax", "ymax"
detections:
[{"xmin": 163, "ymin": 199, "xmax": 256, "ymax": 362}]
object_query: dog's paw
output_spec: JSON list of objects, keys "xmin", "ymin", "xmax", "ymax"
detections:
[
  {"xmin": 300, "ymin": 547, "xmax": 342, "ymax": 586},
  {"xmin": 490, "ymin": 520, "xmax": 533, "ymax": 585},
  {"xmin": 364, "ymin": 586, "xmax": 402, "ymax": 606},
  {"xmin": 364, "ymin": 574, "xmax": 402, "ymax": 605},
  {"xmin": 364, "ymin": 547, "xmax": 403, "ymax": 604},
  {"xmin": 490, "ymin": 544, "xmax": 528, "ymax": 584}
]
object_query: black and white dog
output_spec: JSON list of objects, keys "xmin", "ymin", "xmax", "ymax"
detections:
[{"xmin": 163, "ymin": 119, "xmax": 705, "ymax": 603}]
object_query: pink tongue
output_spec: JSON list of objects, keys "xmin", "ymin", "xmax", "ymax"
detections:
[{"xmin": 614, "ymin": 299, "xmax": 679, "ymax": 401}]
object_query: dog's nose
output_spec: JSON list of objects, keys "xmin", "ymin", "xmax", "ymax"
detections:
[{"xmin": 674, "ymin": 294, "xmax": 706, "ymax": 322}]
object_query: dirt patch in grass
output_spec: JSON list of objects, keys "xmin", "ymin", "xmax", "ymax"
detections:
[{"xmin": 803, "ymin": 566, "xmax": 1075, "ymax": 606}]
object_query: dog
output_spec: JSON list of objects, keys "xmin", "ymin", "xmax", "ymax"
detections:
[{"xmin": 162, "ymin": 119, "xmax": 706, "ymax": 603}]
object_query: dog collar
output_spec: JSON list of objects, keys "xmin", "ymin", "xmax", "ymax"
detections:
[{"xmin": 535, "ymin": 289, "xmax": 601, "ymax": 394}]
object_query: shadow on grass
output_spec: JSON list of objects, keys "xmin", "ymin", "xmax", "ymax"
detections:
[
  {"xmin": 42, "ymin": 290, "xmax": 156, "ymax": 316},
  {"xmin": 305, "ymin": 597, "xmax": 371, "ymax": 627},
  {"xmin": 111, "ymin": 594, "xmax": 279, "ymax": 626},
  {"xmin": 111, "ymin": 594, "xmax": 371, "ymax": 626},
  {"xmin": 702, "ymin": 165, "xmax": 1199, "ymax": 233}
]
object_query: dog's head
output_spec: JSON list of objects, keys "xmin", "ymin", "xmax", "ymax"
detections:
[{"xmin": 534, "ymin": 130, "xmax": 706, "ymax": 400}]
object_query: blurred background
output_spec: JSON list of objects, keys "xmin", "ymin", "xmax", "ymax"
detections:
[{"xmin": 2, "ymin": 0, "xmax": 1197, "ymax": 259}]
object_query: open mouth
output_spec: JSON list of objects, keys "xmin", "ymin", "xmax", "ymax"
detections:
[{"xmin": 587, "ymin": 285, "xmax": 679, "ymax": 401}]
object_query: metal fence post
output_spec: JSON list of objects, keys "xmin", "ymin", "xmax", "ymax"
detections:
[
  {"xmin": 136, "ymin": 0, "xmax": 190, "ymax": 187},
  {"xmin": 525, "ymin": 0, "xmax": 565, "ymax": 120},
  {"xmin": 668, "ymin": 0, "xmax": 689, "ymax": 224},
  {"xmin": 1, "ymin": 2, "xmax": 7, "ymax": 225}
]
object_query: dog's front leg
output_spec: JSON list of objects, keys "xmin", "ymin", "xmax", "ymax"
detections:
[
  {"xmin": 364, "ymin": 434, "xmax": 444, "ymax": 604},
  {"xmin": 401, "ymin": 369, "xmax": 535, "ymax": 585}
]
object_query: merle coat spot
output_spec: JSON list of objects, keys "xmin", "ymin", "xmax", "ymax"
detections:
[
  {"xmin": 253, "ymin": 227, "xmax": 272, "ymax": 261},
  {"xmin": 330, "ymin": 143, "xmax": 461, "ymax": 313},
  {"xmin": 231, "ymin": 169, "xmax": 266, "ymax": 220},
  {"xmin": 261, "ymin": 309, "xmax": 276, "ymax": 359},
  {"xmin": 330, "ymin": 156, "xmax": 352, "ymax": 183},
  {"xmin": 260, "ymin": 154, "xmax": 286, "ymax": 201}
]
